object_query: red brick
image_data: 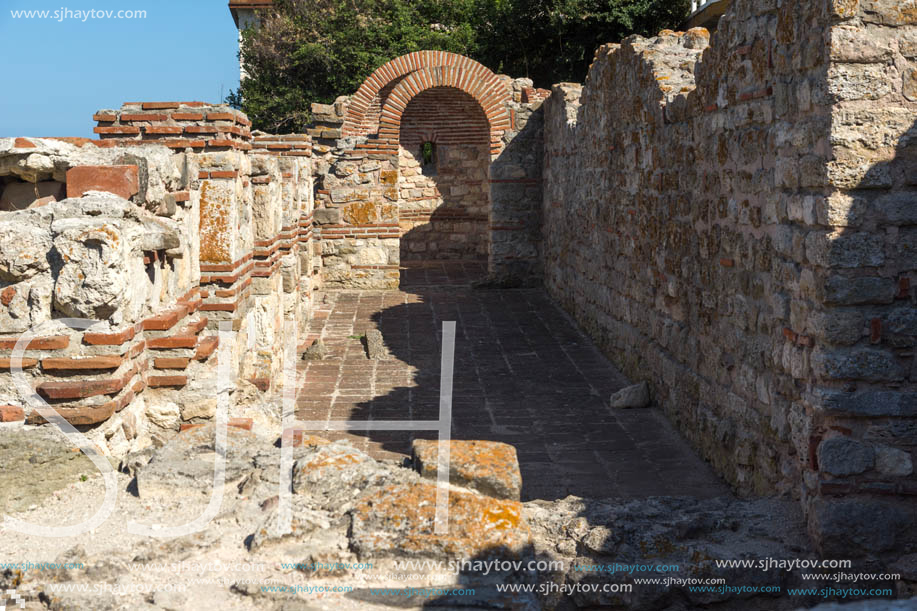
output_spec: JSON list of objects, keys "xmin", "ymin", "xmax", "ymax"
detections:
[
  {"xmin": 153, "ymin": 357, "xmax": 191, "ymax": 369},
  {"xmin": 898, "ymin": 277, "xmax": 911, "ymax": 299},
  {"xmin": 172, "ymin": 112, "xmax": 204, "ymax": 121},
  {"xmin": 194, "ymin": 336, "xmax": 219, "ymax": 360},
  {"xmin": 1, "ymin": 286, "xmax": 16, "ymax": 306},
  {"xmin": 92, "ymin": 113, "xmax": 117, "ymax": 122},
  {"xmin": 229, "ymin": 417, "xmax": 253, "ymax": 431},
  {"xmin": 121, "ymin": 113, "xmax": 167, "ymax": 122},
  {"xmin": 142, "ymin": 306, "xmax": 188, "ymax": 331},
  {"xmin": 171, "ymin": 190, "xmax": 191, "ymax": 202},
  {"xmin": 808, "ymin": 434, "xmax": 822, "ymax": 471},
  {"xmin": 0, "ymin": 335, "xmax": 69, "ymax": 350},
  {"xmin": 180, "ymin": 423, "xmax": 206, "ymax": 432},
  {"xmin": 147, "ymin": 336, "xmax": 197, "ymax": 349},
  {"xmin": 83, "ymin": 326, "xmax": 136, "ymax": 346},
  {"xmin": 200, "ymin": 302, "xmax": 237, "ymax": 312},
  {"xmin": 0, "ymin": 405, "xmax": 25, "ymax": 422},
  {"xmin": 37, "ymin": 377, "xmax": 126, "ymax": 400},
  {"xmin": 144, "ymin": 126, "xmax": 183, "ymax": 135},
  {"xmin": 870, "ymin": 318, "xmax": 882, "ymax": 343},
  {"xmin": 128, "ymin": 340, "xmax": 146, "ymax": 359},
  {"xmin": 206, "ymin": 112, "xmax": 235, "ymax": 121},
  {"xmin": 41, "ymin": 355, "xmax": 122, "ymax": 370},
  {"xmin": 782, "ymin": 327, "xmax": 797, "ymax": 343},
  {"xmin": 162, "ymin": 139, "xmax": 207, "ymax": 149},
  {"xmin": 147, "ymin": 375, "xmax": 188, "ymax": 388},
  {"xmin": 719, "ymin": 258, "xmax": 735, "ymax": 267},
  {"xmin": 142, "ymin": 102, "xmax": 181, "ymax": 110},
  {"xmin": 208, "ymin": 171, "xmax": 238, "ymax": 179},
  {"xmin": 93, "ymin": 126, "xmax": 141, "ymax": 135},
  {"xmin": 13, "ymin": 137, "xmax": 36, "ymax": 148},
  {"xmin": 184, "ymin": 125, "xmax": 218, "ymax": 134},
  {"xmin": 0, "ymin": 357, "xmax": 38, "ymax": 369},
  {"xmin": 184, "ymin": 317, "xmax": 208, "ymax": 335},
  {"xmin": 66, "ymin": 165, "xmax": 139, "ymax": 199}
]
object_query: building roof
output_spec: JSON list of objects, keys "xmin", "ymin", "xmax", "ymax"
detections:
[
  {"xmin": 228, "ymin": 0, "xmax": 274, "ymax": 28},
  {"xmin": 683, "ymin": 0, "xmax": 731, "ymax": 31}
]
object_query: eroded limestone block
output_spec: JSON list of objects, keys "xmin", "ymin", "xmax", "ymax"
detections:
[
  {"xmin": 0, "ymin": 220, "xmax": 51, "ymax": 282},
  {"xmin": 350, "ymin": 481, "xmax": 530, "ymax": 559},
  {"xmin": 610, "ymin": 381, "xmax": 650, "ymax": 408},
  {"xmin": 51, "ymin": 215, "xmax": 143, "ymax": 320},
  {"xmin": 412, "ymin": 439, "xmax": 522, "ymax": 501}
]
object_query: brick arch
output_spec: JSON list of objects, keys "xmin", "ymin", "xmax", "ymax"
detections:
[
  {"xmin": 376, "ymin": 66, "xmax": 511, "ymax": 155},
  {"xmin": 342, "ymin": 51, "xmax": 511, "ymax": 150}
]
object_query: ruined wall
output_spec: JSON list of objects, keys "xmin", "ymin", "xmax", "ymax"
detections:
[
  {"xmin": 0, "ymin": 103, "xmax": 313, "ymax": 456},
  {"xmin": 314, "ymin": 51, "xmax": 546, "ymax": 287},
  {"xmin": 543, "ymin": 0, "xmax": 916, "ymax": 558}
]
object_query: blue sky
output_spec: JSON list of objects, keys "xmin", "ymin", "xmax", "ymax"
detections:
[{"xmin": 0, "ymin": 0, "xmax": 241, "ymax": 138}]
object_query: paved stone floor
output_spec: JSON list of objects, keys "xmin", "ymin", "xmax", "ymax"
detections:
[{"xmin": 297, "ymin": 262, "xmax": 729, "ymax": 501}]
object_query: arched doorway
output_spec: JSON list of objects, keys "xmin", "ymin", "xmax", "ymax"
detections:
[
  {"xmin": 341, "ymin": 51, "xmax": 513, "ymax": 284},
  {"xmin": 397, "ymin": 87, "xmax": 491, "ymax": 263}
]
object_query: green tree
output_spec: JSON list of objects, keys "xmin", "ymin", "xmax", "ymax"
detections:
[{"xmin": 229, "ymin": 0, "xmax": 690, "ymax": 133}]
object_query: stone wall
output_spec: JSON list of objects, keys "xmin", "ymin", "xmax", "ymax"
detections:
[
  {"xmin": 313, "ymin": 51, "xmax": 546, "ymax": 287},
  {"xmin": 543, "ymin": 0, "xmax": 917, "ymax": 558},
  {"xmin": 0, "ymin": 103, "xmax": 313, "ymax": 456}
]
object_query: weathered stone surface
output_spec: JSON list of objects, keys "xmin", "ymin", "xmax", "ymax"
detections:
[
  {"xmin": 135, "ymin": 423, "xmax": 266, "ymax": 498},
  {"xmin": 812, "ymin": 498, "xmax": 914, "ymax": 555},
  {"xmin": 874, "ymin": 445, "xmax": 914, "ymax": 476},
  {"xmin": 301, "ymin": 339, "xmax": 327, "ymax": 360},
  {"xmin": 817, "ymin": 436, "xmax": 874, "ymax": 476},
  {"xmin": 0, "ymin": 220, "xmax": 51, "ymax": 281},
  {"xmin": 0, "ymin": 426, "xmax": 97, "ymax": 513},
  {"xmin": 610, "ymin": 381, "xmax": 650, "ymax": 408},
  {"xmin": 350, "ymin": 481, "xmax": 530, "ymax": 559},
  {"xmin": 364, "ymin": 328, "xmax": 387, "ymax": 359},
  {"xmin": 412, "ymin": 439, "xmax": 522, "ymax": 501}
]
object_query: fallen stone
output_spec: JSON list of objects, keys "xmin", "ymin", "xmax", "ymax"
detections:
[
  {"xmin": 610, "ymin": 381, "xmax": 650, "ymax": 408},
  {"xmin": 292, "ymin": 441, "xmax": 413, "ymax": 511},
  {"xmin": 350, "ymin": 481, "xmax": 531, "ymax": 560},
  {"xmin": 364, "ymin": 328, "xmax": 387, "ymax": 359},
  {"xmin": 412, "ymin": 439, "xmax": 522, "ymax": 501},
  {"xmin": 135, "ymin": 423, "xmax": 267, "ymax": 498},
  {"xmin": 301, "ymin": 339, "xmax": 328, "ymax": 360}
]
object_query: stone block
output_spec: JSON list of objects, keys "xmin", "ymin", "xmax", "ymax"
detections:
[
  {"xmin": 811, "ymin": 498, "xmax": 912, "ymax": 556},
  {"xmin": 610, "ymin": 381, "xmax": 651, "ymax": 408},
  {"xmin": 817, "ymin": 389, "xmax": 917, "ymax": 417},
  {"xmin": 811, "ymin": 346, "xmax": 904, "ymax": 381},
  {"xmin": 66, "ymin": 165, "xmax": 139, "ymax": 200},
  {"xmin": 817, "ymin": 436, "xmax": 874, "ymax": 476},
  {"xmin": 412, "ymin": 439, "xmax": 522, "ymax": 501},
  {"xmin": 875, "ymin": 445, "xmax": 913, "ymax": 476},
  {"xmin": 350, "ymin": 481, "xmax": 529, "ymax": 558}
]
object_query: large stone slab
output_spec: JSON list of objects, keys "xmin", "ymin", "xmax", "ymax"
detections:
[
  {"xmin": 412, "ymin": 439, "xmax": 522, "ymax": 501},
  {"xmin": 350, "ymin": 481, "xmax": 530, "ymax": 559}
]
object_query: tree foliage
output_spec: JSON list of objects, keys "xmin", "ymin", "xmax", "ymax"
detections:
[{"xmin": 229, "ymin": 0, "xmax": 691, "ymax": 133}]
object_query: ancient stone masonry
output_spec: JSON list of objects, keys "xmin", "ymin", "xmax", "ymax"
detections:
[
  {"xmin": 2, "ymin": 2, "xmax": 916, "ymax": 570},
  {"xmin": 312, "ymin": 51, "xmax": 548, "ymax": 287},
  {"xmin": 543, "ymin": 0, "xmax": 917, "ymax": 558},
  {"xmin": 0, "ymin": 103, "xmax": 313, "ymax": 454}
]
